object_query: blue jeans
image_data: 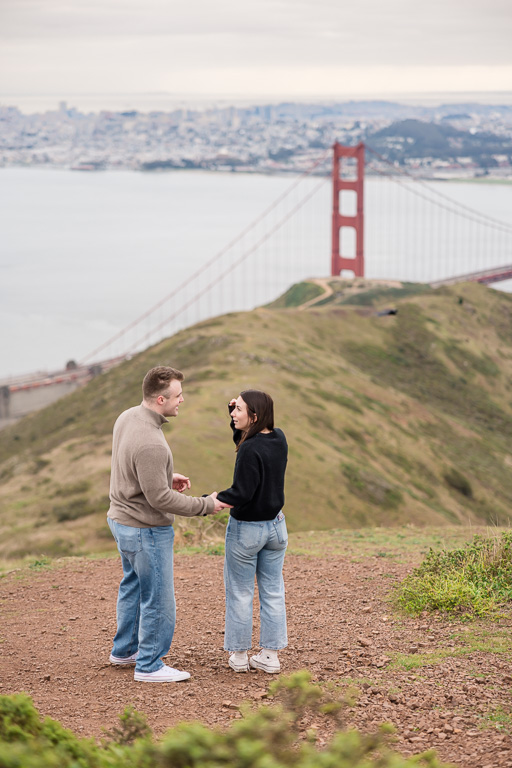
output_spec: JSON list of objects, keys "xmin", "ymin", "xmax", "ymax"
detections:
[
  {"xmin": 108, "ymin": 518, "xmax": 176, "ymax": 673},
  {"xmin": 224, "ymin": 513, "xmax": 288, "ymax": 652}
]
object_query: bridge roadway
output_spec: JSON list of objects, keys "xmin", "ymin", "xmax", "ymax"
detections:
[
  {"xmin": 430, "ymin": 264, "xmax": 512, "ymax": 287},
  {"xmin": 0, "ymin": 356, "xmax": 126, "ymax": 430}
]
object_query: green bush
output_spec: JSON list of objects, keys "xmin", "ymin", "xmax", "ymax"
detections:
[
  {"xmin": 52, "ymin": 497, "xmax": 97, "ymax": 522},
  {"xmin": 0, "ymin": 675, "xmax": 451, "ymax": 768},
  {"xmin": 52, "ymin": 480, "xmax": 92, "ymax": 497},
  {"xmin": 443, "ymin": 469, "xmax": 472, "ymax": 498},
  {"xmin": 342, "ymin": 464, "xmax": 403, "ymax": 509},
  {"xmin": 396, "ymin": 532, "xmax": 512, "ymax": 617}
]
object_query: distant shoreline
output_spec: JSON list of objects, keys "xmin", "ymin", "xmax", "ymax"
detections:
[
  {"xmin": 3, "ymin": 91, "xmax": 512, "ymax": 114},
  {"xmin": 1, "ymin": 163, "xmax": 510, "ymax": 185}
]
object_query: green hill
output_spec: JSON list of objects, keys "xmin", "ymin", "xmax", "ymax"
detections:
[{"xmin": 1, "ymin": 279, "xmax": 512, "ymax": 568}]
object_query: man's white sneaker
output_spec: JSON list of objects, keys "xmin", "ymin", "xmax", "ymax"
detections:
[
  {"xmin": 109, "ymin": 651, "xmax": 139, "ymax": 665},
  {"xmin": 134, "ymin": 664, "xmax": 191, "ymax": 683},
  {"xmin": 249, "ymin": 649, "xmax": 280, "ymax": 674},
  {"xmin": 228, "ymin": 651, "xmax": 250, "ymax": 672}
]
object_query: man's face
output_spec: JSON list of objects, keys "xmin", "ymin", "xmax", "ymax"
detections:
[{"xmin": 159, "ymin": 379, "xmax": 184, "ymax": 418}]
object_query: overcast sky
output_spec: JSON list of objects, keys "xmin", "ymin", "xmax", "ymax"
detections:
[{"xmin": 1, "ymin": 0, "xmax": 511, "ymax": 109}]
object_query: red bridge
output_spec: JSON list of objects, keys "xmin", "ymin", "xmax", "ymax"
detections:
[{"xmin": 3, "ymin": 141, "xmax": 512, "ymax": 426}]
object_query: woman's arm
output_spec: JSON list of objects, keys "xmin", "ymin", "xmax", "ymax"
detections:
[
  {"xmin": 228, "ymin": 400, "xmax": 242, "ymax": 445},
  {"xmin": 217, "ymin": 444, "xmax": 261, "ymax": 507}
]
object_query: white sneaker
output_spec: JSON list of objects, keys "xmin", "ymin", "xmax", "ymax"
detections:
[
  {"xmin": 249, "ymin": 649, "xmax": 280, "ymax": 674},
  {"xmin": 109, "ymin": 651, "xmax": 139, "ymax": 665},
  {"xmin": 228, "ymin": 651, "xmax": 250, "ymax": 672},
  {"xmin": 134, "ymin": 664, "xmax": 191, "ymax": 683}
]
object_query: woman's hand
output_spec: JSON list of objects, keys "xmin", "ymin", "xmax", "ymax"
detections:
[{"xmin": 208, "ymin": 491, "xmax": 232, "ymax": 513}]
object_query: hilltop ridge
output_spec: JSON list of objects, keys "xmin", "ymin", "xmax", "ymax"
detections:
[{"xmin": 0, "ymin": 279, "xmax": 511, "ymax": 566}]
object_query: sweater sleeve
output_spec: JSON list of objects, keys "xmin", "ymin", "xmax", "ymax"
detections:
[
  {"xmin": 136, "ymin": 444, "xmax": 214, "ymax": 517},
  {"xmin": 217, "ymin": 443, "xmax": 261, "ymax": 507}
]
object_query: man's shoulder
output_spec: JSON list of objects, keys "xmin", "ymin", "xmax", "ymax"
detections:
[
  {"xmin": 115, "ymin": 406, "xmax": 168, "ymax": 447},
  {"xmin": 116, "ymin": 404, "xmax": 142, "ymax": 424}
]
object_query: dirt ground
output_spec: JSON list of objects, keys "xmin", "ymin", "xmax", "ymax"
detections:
[{"xmin": 1, "ymin": 552, "xmax": 511, "ymax": 767}]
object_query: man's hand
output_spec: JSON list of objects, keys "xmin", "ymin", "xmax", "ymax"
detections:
[
  {"xmin": 207, "ymin": 491, "xmax": 232, "ymax": 514},
  {"xmin": 173, "ymin": 473, "xmax": 191, "ymax": 493}
]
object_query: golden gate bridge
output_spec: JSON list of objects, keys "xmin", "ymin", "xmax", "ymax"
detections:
[{"xmin": 2, "ymin": 141, "xmax": 512, "ymax": 423}]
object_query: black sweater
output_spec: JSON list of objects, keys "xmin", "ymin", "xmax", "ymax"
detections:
[{"xmin": 217, "ymin": 424, "xmax": 288, "ymax": 522}]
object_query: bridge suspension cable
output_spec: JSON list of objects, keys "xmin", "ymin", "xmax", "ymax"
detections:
[
  {"xmin": 79, "ymin": 150, "xmax": 331, "ymax": 365},
  {"xmin": 366, "ymin": 145, "xmax": 512, "ymax": 235}
]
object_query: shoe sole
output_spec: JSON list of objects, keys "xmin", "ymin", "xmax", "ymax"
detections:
[
  {"xmin": 109, "ymin": 657, "xmax": 138, "ymax": 666},
  {"xmin": 228, "ymin": 660, "xmax": 250, "ymax": 673},
  {"xmin": 134, "ymin": 672, "xmax": 190, "ymax": 682},
  {"xmin": 249, "ymin": 659, "xmax": 280, "ymax": 674}
]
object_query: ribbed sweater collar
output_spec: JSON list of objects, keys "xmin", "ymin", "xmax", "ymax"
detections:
[{"xmin": 137, "ymin": 402, "xmax": 168, "ymax": 428}]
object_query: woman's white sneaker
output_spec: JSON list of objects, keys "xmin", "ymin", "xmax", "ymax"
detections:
[
  {"xmin": 249, "ymin": 649, "xmax": 280, "ymax": 674},
  {"xmin": 109, "ymin": 651, "xmax": 139, "ymax": 665},
  {"xmin": 228, "ymin": 651, "xmax": 250, "ymax": 672},
  {"xmin": 134, "ymin": 665, "xmax": 191, "ymax": 682}
]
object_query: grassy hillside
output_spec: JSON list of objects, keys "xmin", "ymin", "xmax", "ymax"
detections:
[{"xmin": 1, "ymin": 279, "xmax": 512, "ymax": 568}]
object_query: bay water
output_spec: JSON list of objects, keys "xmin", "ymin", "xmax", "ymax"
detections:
[{"xmin": 1, "ymin": 167, "xmax": 511, "ymax": 379}]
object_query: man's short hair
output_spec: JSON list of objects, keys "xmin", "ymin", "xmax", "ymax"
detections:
[{"xmin": 142, "ymin": 366, "xmax": 184, "ymax": 401}]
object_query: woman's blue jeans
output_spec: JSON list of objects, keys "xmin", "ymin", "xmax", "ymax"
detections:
[
  {"xmin": 224, "ymin": 513, "xmax": 288, "ymax": 652},
  {"xmin": 108, "ymin": 518, "xmax": 176, "ymax": 673}
]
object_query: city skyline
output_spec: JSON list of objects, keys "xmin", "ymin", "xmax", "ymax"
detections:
[{"xmin": 1, "ymin": 0, "xmax": 511, "ymax": 112}]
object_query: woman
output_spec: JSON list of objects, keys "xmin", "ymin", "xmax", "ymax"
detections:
[{"xmin": 217, "ymin": 390, "xmax": 288, "ymax": 674}]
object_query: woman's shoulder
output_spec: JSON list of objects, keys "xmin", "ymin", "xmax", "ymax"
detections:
[
  {"xmin": 253, "ymin": 428, "xmax": 287, "ymax": 446},
  {"xmin": 271, "ymin": 427, "xmax": 287, "ymax": 444}
]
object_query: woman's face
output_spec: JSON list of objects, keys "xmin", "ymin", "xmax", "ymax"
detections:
[{"xmin": 232, "ymin": 395, "xmax": 255, "ymax": 431}]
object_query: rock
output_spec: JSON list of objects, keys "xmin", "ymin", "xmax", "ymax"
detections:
[{"xmin": 357, "ymin": 637, "xmax": 372, "ymax": 647}]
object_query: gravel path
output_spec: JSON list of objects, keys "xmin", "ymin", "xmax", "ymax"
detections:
[{"xmin": 1, "ymin": 553, "xmax": 511, "ymax": 766}]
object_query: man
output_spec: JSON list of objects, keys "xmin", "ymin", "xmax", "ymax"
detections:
[{"xmin": 107, "ymin": 365, "xmax": 227, "ymax": 683}]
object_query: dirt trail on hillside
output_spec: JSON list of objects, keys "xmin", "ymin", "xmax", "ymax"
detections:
[{"xmin": 1, "ymin": 553, "xmax": 511, "ymax": 767}]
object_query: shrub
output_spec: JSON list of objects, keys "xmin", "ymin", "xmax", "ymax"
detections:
[
  {"xmin": 52, "ymin": 497, "xmax": 96, "ymax": 522},
  {"xmin": 396, "ymin": 532, "xmax": 512, "ymax": 617},
  {"xmin": 342, "ymin": 464, "xmax": 403, "ymax": 509},
  {"xmin": 52, "ymin": 481, "xmax": 92, "ymax": 497},
  {"xmin": 443, "ymin": 469, "xmax": 473, "ymax": 498},
  {"xmin": 0, "ymin": 675, "xmax": 452, "ymax": 768}
]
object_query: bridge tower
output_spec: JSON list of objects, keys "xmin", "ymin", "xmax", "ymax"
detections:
[{"xmin": 331, "ymin": 142, "xmax": 365, "ymax": 277}]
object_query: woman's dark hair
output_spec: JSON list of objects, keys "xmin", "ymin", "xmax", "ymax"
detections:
[{"xmin": 236, "ymin": 390, "xmax": 274, "ymax": 450}]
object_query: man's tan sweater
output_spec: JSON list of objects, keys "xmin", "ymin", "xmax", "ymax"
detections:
[{"xmin": 108, "ymin": 403, "xmax": 213, "ymax": 527}]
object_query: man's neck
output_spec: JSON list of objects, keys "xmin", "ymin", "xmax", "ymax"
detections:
[{"xmin": 142, "ymin": 399, "xmax": 162, "ymax": 415}]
